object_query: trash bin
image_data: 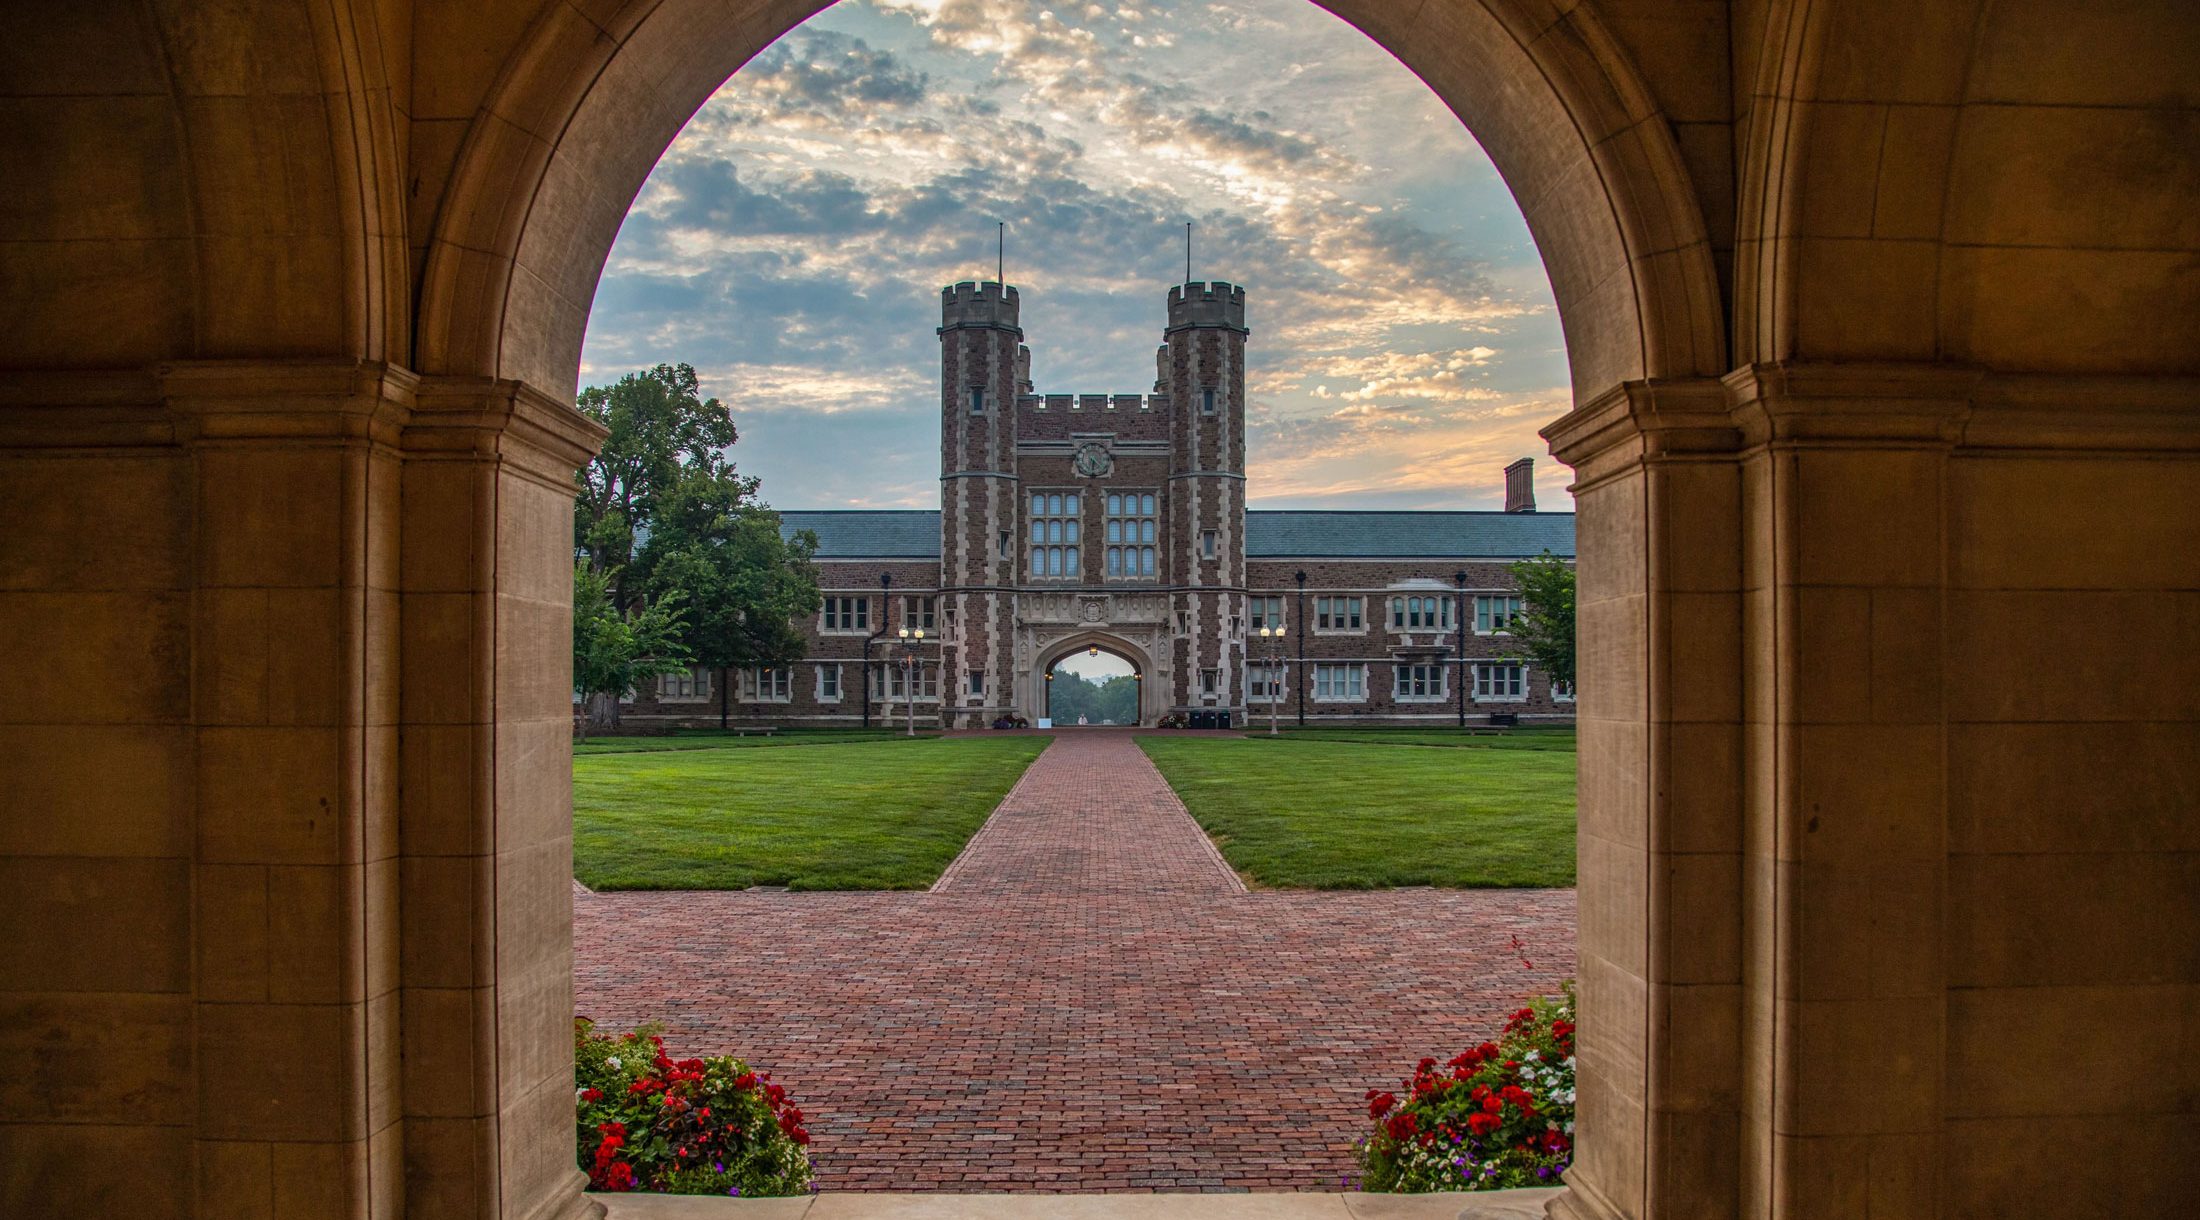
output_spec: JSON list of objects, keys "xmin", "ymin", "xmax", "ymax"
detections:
[
  {"xmin": 1191, "ymin": 710, "xmax": 1214, "ymax": 729},
  {"xmin": 1215, "ymin": 709, "xmax": 1232, "ymax": 730}
]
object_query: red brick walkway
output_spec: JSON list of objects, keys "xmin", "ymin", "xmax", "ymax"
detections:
[{"xmin": 574, "ymin": 730, "xmax": 1576, "ymax": 1192}]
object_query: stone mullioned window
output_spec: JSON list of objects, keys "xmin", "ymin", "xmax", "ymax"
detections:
[
  {"xmin": 1027, "ymin": 491, "xmax": 1082, "ymax": 580},
  {"xmin": 1104, "ymin": 491, "xmax": 1158, "ymax": 578}
]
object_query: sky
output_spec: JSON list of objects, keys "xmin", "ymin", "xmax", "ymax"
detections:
[{"xmin": 578, "ymin": 0, "xmax": 1574, "ymax": 512}]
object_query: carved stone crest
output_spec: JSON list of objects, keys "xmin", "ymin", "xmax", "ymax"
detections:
[
  {"xmin": 1079, "ymin": 597, "xmax": 1105, "ymax": 623},
  {"xmin": 1073, "ymin": 441, "xmax": 1112, "ymax": 478}
]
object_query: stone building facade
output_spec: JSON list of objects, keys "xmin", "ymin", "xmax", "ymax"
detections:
[{"xmin": 622, "ymin": 281, "xmax": 1577, "ymax": 731}]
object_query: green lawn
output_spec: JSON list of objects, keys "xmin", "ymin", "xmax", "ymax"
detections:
[
  {"xmin": 1136, "ymin": 734, "xmax": 1576, "ymax": 889},
  {"xmin": 573, "ymin": 736, "xmax": 1048, "ymax": 890},
  {"xmin": 574, "ymin": 728, "xmax": 931, "ymax": 756},
  {"xmin": 1268, "ymin": 726, "xmax": 1577, "ymax": 751}
]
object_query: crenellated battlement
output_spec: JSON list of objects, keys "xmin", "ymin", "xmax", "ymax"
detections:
[
  {"xmin": 1166, "ymin": 281, "xmax": 1247, "ymax": 332},
  {"xmin": 940, "ymin": 280, "xmax": 1021, "ymax": 331},
  {"xmin": 1026, "ymin": 392, "xmax": 1159, "ymax": 411}
]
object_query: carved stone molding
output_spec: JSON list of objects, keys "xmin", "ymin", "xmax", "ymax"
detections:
[
  {"xmin": 1018, "ymin": 591, "xmax": 1171, "ymax": 627},
  {"xmin": 408, "ymin": 374, "xmax": 609, "ymax": 491}
]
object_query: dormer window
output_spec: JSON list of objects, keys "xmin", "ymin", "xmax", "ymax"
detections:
[{"xmin": 1200, "ymin": 388, "xmax": 1217, "ymax": 415}]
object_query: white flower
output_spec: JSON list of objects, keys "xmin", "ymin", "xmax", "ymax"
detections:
[
  {"xmin": 1525, "ymin": 1051, "xmax": 1541, "ymax": 1062},
  {"xmin": 606, "ymin": 1056, "xmax": 622, "ymax": 1070}
]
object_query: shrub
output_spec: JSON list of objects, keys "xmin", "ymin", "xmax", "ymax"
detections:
[
  {"xmin": 1357, "ymin": 984, "xmax": 1576, "ymax": 1192},
  {"xmin": 574, "ymin": 1019, "xmax": 814, "ymax": 1197}
]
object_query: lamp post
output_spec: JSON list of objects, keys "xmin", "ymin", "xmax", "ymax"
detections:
[
  {"xmin": 1256, "ymin": 625, "xmax": 1284, "ymax": 737},
  {"xmin": 1453, "ymin": 570, "xmax": 1469, "ymax": 729},
  {"xmin": 896, "ymin": 626, "xmax": 925, "ymax": 737}
]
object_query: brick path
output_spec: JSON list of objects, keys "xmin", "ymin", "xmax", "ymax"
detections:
[{"xmin": 574, "ymin": 730, "xmax": 1576, "ymax": 1192}]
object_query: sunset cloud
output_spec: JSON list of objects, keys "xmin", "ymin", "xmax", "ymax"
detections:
[{"xmin": 580, "ymin": 0, "xmax": 1570, "ymax": 511}]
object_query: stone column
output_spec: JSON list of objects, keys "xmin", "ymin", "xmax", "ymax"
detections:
[
  {"xmin": 1544, "ymin": 380, "xmax": 1749, "ymax": 1220},
  {"xmin": 1726, "ymin": 365, "xmax": 1970, "ymax": 1220},
  {"xmin": 165, "ymin": 360, "xmax": 413, "ymax": 1220},
  {"xmin": 397, "ymin": 377, "xmax": 606, "ymax": 1220}
]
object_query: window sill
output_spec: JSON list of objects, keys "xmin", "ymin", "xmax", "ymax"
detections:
[
  {"xmin": 656, "ymin": 696, "xmax": 713, "ymax": 704},
  {"xmin": 1472, "ymin": 697, "xmax": 1529, "ymax": 704}
]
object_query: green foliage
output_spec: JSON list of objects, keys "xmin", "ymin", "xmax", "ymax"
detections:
[
  {"xmin": 574, "ymin": 1020, "xmax": 812, "ymax": 1197},
  {"xmin": 574, "ymin": 363, "xmax": 740, "ymax": 576},
  {"xmin": 573, "ymin": 563, "xmax": 690, "ymax": 736},
  {"xmin": 1358, "ymin": 985, "xmax": 1577, "ymax": 1192},
  {"xmin": 631, "ymin": 466, "xmax": 823, "ymax": 672},
  {"xmin": 1507, "ymin": 552, "xmax": 1576, "ymax": 691},
  {"xmin": 571, "ymin": 363, "xmax": 822, "ymax": 682},
  {"xmin": 1137, "ymin": 735, "xmax": 1576, "ymax": 888},
  {"xmin": 1047, "ymin": 672, "xmax": 1139, "ymax": 724},
  {"xmin": 572, "ymin": 737, "xmax": 1050, "ymax": 890}
]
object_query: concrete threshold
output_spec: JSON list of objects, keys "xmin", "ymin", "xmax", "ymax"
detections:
[{"xmin": 601, "ymin": 1188, "xmax": 1563, "ymax": 1219}]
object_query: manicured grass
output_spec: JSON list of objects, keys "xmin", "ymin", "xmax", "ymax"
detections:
[
  {"xmin": 574, "ymin": 729, "xmax": 929, "ymax": 756},
  {"xmin": 1270, "ymin": 726, "xmax": 1577, "ymax": 752},
  {"xmin": 573, "ymin": 737, "xmax": 1048, "ymax": 890},
  {"xmin": 1136, "ymin": 734, "xmax": 1576, "ymax": 889}
]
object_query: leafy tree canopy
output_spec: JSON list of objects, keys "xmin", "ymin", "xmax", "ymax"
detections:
[
  {"xmin": 1507, "ymin": 552, "xmax": 1576, "ymax": 691},
  {"xmin": 575, "ymin": 363, "xmax": 739, "ymax": 575},
  {"xmin": 572, "ymin": 563, "xmax": 690, "ymax": 738},
  {"xmin": 570, "ymin": 362, "xmax": 823, "ymax": 685},
  {"xmin": 633, "ymin": 466, "xmax": 823, "ymax": 672},
  {"xmin": 1049, "ymin": 672, "xmax": 1140, "ymax": 725}
]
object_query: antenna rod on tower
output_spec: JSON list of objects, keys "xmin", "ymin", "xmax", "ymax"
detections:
[
  {"xmin": 997, "ymin": 221, "xmax": 1004, "ymax": 286},
  {"xmin": 1185, "ymin": 221, "xmax": 1193, "ymax": 286}
]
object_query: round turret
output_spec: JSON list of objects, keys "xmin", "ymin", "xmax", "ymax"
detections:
[
  {"xmin": 940, "ymin": 280, "xmax": 1021, "ymax": 332},
  {"xmin": 1165, "ymin": 281, "xmax": 1247, "ymax": 332}
]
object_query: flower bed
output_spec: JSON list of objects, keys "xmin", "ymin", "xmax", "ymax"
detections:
[
  {"xmin": 1358, "ymin": 984, "xmax": 1576, "ymax": 1192},
  {"xmin": 574, "ymin": 1019, "xmax": 814, "ymax": 1197}
]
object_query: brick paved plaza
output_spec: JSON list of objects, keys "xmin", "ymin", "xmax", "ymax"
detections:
[{"xmin": 574, "ymin": 732, "xmax": 1576, "ymax": 1192}]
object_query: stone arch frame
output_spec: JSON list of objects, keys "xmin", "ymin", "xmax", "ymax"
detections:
[
  {"xmin": 1032, "ymin": 632, "xmax": 1160, "ymax": 727},
  {"xmin": 413, "ymin": 0, "xmax": 1728, "ymax": 398},
  {"xmin": 402, "ymin": 4, "xmax": 1732, "ymax": 1218}
]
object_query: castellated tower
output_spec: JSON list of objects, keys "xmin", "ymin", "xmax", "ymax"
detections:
[
  {"xmin": 1161, "ymin": 282, "xmax": 1249, "ymax": 715},
  {"xmin": 939, "ymin": 281, "xmax": 1023, "ymax": 724}
]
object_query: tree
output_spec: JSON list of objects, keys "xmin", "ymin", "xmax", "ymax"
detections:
[
  {"xmin": 1507, "ymin": 551, "xmax": 1576, "ymax": 692},
  {"xmin": 572, "ymin": 563, "xmax": 690, "ymax": 739},
  {"xmin": 633, "ymin": 466, "xmax": 823, "ymax": 691},
  {"xmin": 574, "ymin": 363, "xmax": 740, "ymax": 579},
  {"xmin": 1048, "ymin": 671, "xmax": 1140, "ymax": 724}
]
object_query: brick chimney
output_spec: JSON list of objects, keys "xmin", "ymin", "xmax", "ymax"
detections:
[{"xmin": 1504, "ymin": 458, "xmax": 1537, "ymax": 513}]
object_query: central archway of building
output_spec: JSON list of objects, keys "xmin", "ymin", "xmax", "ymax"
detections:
[
  {"xmin": 1033, "ymin": 632, "xmax": 1159, "ymax": 728},
  {"xmin": 1043, "ymin": 642, "xmax": 1146, "ymax": 728}
]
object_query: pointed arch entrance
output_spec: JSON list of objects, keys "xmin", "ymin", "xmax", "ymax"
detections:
[{"xmin": 1031, "ymin": 632, "xmax": 1160, "ymax": 728}]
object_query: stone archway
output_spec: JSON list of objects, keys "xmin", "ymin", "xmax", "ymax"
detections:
[
  {"xmin": 1033, "ymin": 632, "xmax": 1159, "ymax": 728},
  {"xmin": 406, "ymin": 5, "xmax": 1729, "ymax": 1219}
]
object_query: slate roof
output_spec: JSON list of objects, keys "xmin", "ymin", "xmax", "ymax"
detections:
[
  {"xmin": 778, "ymin": 511, "xmax": 943, "ymax": 558},
  {"xmin": 781, "ymin": 508, "xmax": 1575, "ymax": 560},
  {"xmin": 1245, "ymin": 511, "xmax": 1575, "ymax": 558}
]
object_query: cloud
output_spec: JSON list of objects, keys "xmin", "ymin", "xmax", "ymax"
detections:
[
  {"xmin": 580, "ymin": 0, "xmax": 1571, "ymax": 510},
  {"xmin": 736, "ymin": 29, "xmax": 929, "ymax": 118}
]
